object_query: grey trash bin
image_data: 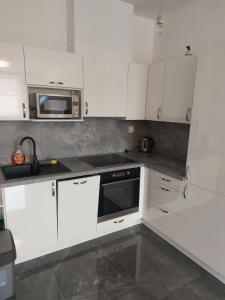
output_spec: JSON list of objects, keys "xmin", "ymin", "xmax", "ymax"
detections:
[{"xmin": 0, "ymin": 230, "xmax": 16, "ymax": 300}]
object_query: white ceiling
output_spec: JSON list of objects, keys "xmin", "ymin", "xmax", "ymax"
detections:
[{"xmin": 122, "ymin": 0, "xmax": 199, "ymax": 19}]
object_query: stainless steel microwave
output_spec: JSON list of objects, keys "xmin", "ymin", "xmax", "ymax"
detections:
[{"xmin": 29, "ymin": 91, "xmax": 82, "ymax": 119}]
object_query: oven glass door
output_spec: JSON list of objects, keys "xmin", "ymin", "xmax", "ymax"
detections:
[
  {"xmin": 98, "ymin": 178, "xmax": 140, "ymax": 219},
  {"xmin": 38, "ymin": 95, "xmax": 73, "ymax": 117}
]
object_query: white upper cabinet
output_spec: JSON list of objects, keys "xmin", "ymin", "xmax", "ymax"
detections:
[
  {"xmin": 3, "ymin": 181, "xmax": 57, "ymax": 264},
  {"xmin": 83, "ymin": 55, "xmax": 128, "ymax": 117},
  {"xmin": 57, "ymin": 175, "xmax": 100, "ymax": 249},
  {"xmin": 146, "ymin": 62, "xmax": 165, "ymax": 121},
  {"xmin": 186, "ymin": 42, "xmax": 225, "ymax": 197},
  {"xmin": 24, "ymin": 46, "xmax": 83, "ymax": 89},
  {"xmin": 0, "ymin": 42, "xmax": 27, "ymax": 120},
  {"xmin": 126, "ymin": 63, "xmax": 148, "ymax": 120},
  {"xmin": 163, "ymin": 56, "xmax": 197, "ymax": 123},
  {"xmin": 74, "ymin": 0, "xmax": 133, "ymax": 60}
]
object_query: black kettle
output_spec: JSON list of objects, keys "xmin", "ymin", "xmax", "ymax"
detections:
[{"xmin": 139, "ymin": 137, "xmax": 155, "ymax": 153}]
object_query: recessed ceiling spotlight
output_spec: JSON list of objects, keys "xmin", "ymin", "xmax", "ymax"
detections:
[{"xmin": 0, "ymin": 60, "xmax": 10, "ymax": 68}]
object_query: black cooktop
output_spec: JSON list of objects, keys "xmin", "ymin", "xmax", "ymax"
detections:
[{"xmin": 80, "ymin": 154, "xmax": 136, "ymax": 168}]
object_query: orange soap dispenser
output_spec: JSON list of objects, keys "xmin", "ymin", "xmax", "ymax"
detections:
[{"xmin": 11, "ymin": 144, "xmax": 26, "ymax": 165}]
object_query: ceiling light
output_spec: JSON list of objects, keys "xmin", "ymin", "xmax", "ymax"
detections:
[{"xmin": 0, "ymin": 60, "xmax": 10, "ymax": 68}]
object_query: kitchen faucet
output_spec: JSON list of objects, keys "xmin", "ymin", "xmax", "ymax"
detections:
[{"xmin": 19, "ymin": 136, "xmax": 40, "ymax": 175}]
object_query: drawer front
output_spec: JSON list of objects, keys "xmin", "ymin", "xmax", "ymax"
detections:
[
  {"xmin": 97, "ymin": 213, "xmax": 140, "ymax": 234},
  {"xmin": 151, "ymin": 170, "xmax": 184, "ymax": 192},
  {"xmin": 149, "ymin": 179, "xmax": 182, "ymax": 208}
]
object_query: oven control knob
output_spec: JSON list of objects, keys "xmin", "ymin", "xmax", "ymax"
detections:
[
  {"xmin": 127, "ymin": 171, "xmax": 130, "ymax": 175},
  {"xmin": 112, "ymin": 174, "xmax": 116, "ymax": 177}
]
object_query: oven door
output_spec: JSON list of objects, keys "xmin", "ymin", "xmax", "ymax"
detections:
[
  {"xmin": 98, "ymin": 178, "xmax": 140, "ymax": 222},
  {"xmin": 37, "ymin": 94, "xmax": 73, "ymax": 118}
]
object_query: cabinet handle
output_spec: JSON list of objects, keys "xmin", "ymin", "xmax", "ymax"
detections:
[
  {"xmin": 157, "ymin": 107, "xmax": 162, "ymax": 120},
  {"xmin": 160, "ymin": 187, "xmax": 170, "ymax": 192},
  {"xmin": 183, "ymin": 185, "xmax": 188, "ymax": 200},
  {"xmin": 52, "ymin": 182, "xmax": 56, "ymax": 197},
  {"xmin": 185, "ymin": 166, "xmax": 190, "ymax": 180},
  {"xmin": 80, "ymin": 180, "xmax": 87, "ymax": 185},
  {"xmin": 22, "ymin": 102, "xmax": 26, "ymax": 118},
  {"xmin": 85, "ymin": 102, "xmax": 88, "ymax": 115},
  {"xmin": 73, "ymin": 182, "xmax": 79, "ymax": 185},
  {"xmin": 186, "ymin": 107, "xmax": 192, "ymax": 122},
  {"xmin": 161, "ymin": 177, "xmax": 170, "ymax": 182},
  {"xmin": 159, "ymin": 208, "xmax": 169, "ymax": 214},
  {"xmin": 49, "ymin": 81, "xmax": 56, "ymax": 84},
  {"xmin": 114, "ymin": 219, "xmax": 125, "ymax": 224},
  {"xmin": 57, "ymin": 82, "xmax": 64, "ymax": 85}
]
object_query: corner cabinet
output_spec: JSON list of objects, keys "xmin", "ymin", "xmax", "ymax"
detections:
[
  {"xmin": 163, "ymin": 56, "xmax": 197, "ymax": 123},
  {"xmin": 83, "ymin": 55, "xmax": 128, "ymax": 117},
  {"xmin": 126, "ymin": 63, "xmax": 148, "ymax": 120},
  {"xmin": 146, "ymin": 57, "xmax": 197, "ymax": 123},
  {"xmin": 3, "ymin": 181, "xmax": 57, "ymax": 264},
  {"xmin": 24, "ymin": 46, "xmax": 83, "ymax": 89},
  {"xmin": 57, "ymin": 175, "xmax": 100, "ymax": 249},
  {"xmin": 0, "ymin": 42, "xmax": 28, "ymax": 120}
]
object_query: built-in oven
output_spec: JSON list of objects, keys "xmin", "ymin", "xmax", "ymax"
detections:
[
  {"xmin": 29, "ymin": 90, "xmax": 82, "ymax": 119},
  {"xmin": 98, "ymin": 167, "xmax": 140, "ymax": 222}
]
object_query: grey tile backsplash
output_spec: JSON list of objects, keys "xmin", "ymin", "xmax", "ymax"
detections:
[{"xmin": 0, "ymin": 119, "xmax": 190, "ymax": 164}]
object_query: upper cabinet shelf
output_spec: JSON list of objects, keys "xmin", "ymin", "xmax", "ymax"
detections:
[
  {"xmin": 24, "ymin": 46, "xmax": 84, "ymax": 89},
  {"xmin": 146, "ymin": 56, "xmax": 197, "ymax": 124}
]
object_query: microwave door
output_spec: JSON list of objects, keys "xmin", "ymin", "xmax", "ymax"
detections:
[{"xmin": 37, "ymin": 94, "xmax": 73, "ymax": 118}]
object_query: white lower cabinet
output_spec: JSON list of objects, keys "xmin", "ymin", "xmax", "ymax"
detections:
[
  {"xmin": 57, "ymin": 175, "xmax": 100, "ymax": 249},
  {"xmin": 3, "ymin": 181, "xmax": 57, "ymax": 264}
]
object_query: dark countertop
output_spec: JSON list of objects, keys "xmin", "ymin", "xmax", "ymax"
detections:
[{"xmin": 0, "ymin": 152, "xmax": 186, "ymax": 188}]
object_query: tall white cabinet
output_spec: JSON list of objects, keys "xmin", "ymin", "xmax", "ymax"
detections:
[
  {"xmin": 3, "ymin": 181, "xmax": 57, "ymax": 264},
  {"xmin": 186, "ymin": 42, "xmax": 225, "ymax": 197},
  {"xmin": 83, "ymin": 56, "xmax": 128, "ymax": 117},
  {"xmin": 0, "ymin": 42, "xmax": 27, "ymax": 120}
]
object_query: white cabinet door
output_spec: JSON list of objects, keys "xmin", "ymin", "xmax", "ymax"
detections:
[
  {"xmin": 24, "ymin": 46, "xmax": 83, "ymax": 89},
  {"xmin": 83, "ymin": 55, "xmax": 128, "ymax": 117},
  {"xmin": 0, "ymin": 42, "xmax": 27, "ymax": 120},
  {"xmin": 186, "ymin": 42, "xmax": 225, "ymax": 197},
  {"xmin": 58, "ymin": 175, "xmax": 100, "ymax": 249},
  {"xmin": 126, "ymin": 63, "xmax": 148, "ymax": 120},
  {"xmin": 146, "ymin": 62, "xmax": 164, "ymax": 121},
  {"xmin": 3, "ymin": 181, "xmax": 57, "ymax": 264},
  {"xmin": 163, "ymin": 56, "xmax": 197, "ymax": 123}
]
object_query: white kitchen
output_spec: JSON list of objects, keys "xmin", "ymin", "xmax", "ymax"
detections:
[{"xmin": 0, "ymin": 0, "xmax": 225, "ymax": 299}]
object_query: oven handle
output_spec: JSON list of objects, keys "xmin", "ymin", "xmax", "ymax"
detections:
[{"xmin": 101, "ymin": 178, "xmax": 140, "ymax": 186}]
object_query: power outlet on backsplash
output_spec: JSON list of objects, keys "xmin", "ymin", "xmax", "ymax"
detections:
[{"xmin": 128, "ymin": 125, "xmax": 134, "ymax": 134}]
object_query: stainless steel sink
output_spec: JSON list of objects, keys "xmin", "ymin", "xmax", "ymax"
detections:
[{"xmin": 2, "ymin": 162, "xmax": 71, "ymax": 180}]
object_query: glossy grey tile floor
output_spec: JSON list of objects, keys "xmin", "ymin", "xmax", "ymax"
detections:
[{"xmin": 14, "ymin": 225, "xmax": 225, "ymax": 300}]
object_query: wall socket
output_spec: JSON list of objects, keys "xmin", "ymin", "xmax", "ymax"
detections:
[{"xmin": 128, "ymin": 125, "xmax": 134, "ymax": 134}]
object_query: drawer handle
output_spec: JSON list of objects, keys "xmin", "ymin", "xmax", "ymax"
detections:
[
  {"xmin": 160, "ymin": 187, "xmax": 170, "ymax": 192},
  {"xmin": 57, "ymin": 82, "xmax": 64, "ymax": 85},
  {"xmin": 114, "ymin": 219, "xmax": 125, "ymax": 224},
  {"xmin": 159, "ymin": 208, "xmax": 169, "ymax": 214},
  {"xmin": 73, "ymin": 182, "xmax": 79, "ymax": 185},
  {"xmin": 49, "ymin": 81, "xmax": 56, "ymax": 84},
  {"xmin": 161, "ymin": 178, "xmax": 171, "ymax": 182},
  {"xmin": 80, "ymin": 180, "xmax": 87, "ymax": 185}
]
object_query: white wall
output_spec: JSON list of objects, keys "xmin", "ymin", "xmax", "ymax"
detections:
[
  {"xmin": 74, "ymin": 0, "xmax": 133, "ymax": 60},
  {"xmin": 0, "ymin": 0, "xmax": 67, "ymax": 50},
  {"xmin": 132, "ymin": 16, "xmax": 155, "ymax": 64},
  {"xmin": 153, "ymin": 0, "xmax": 225, "ymax": 63}
]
